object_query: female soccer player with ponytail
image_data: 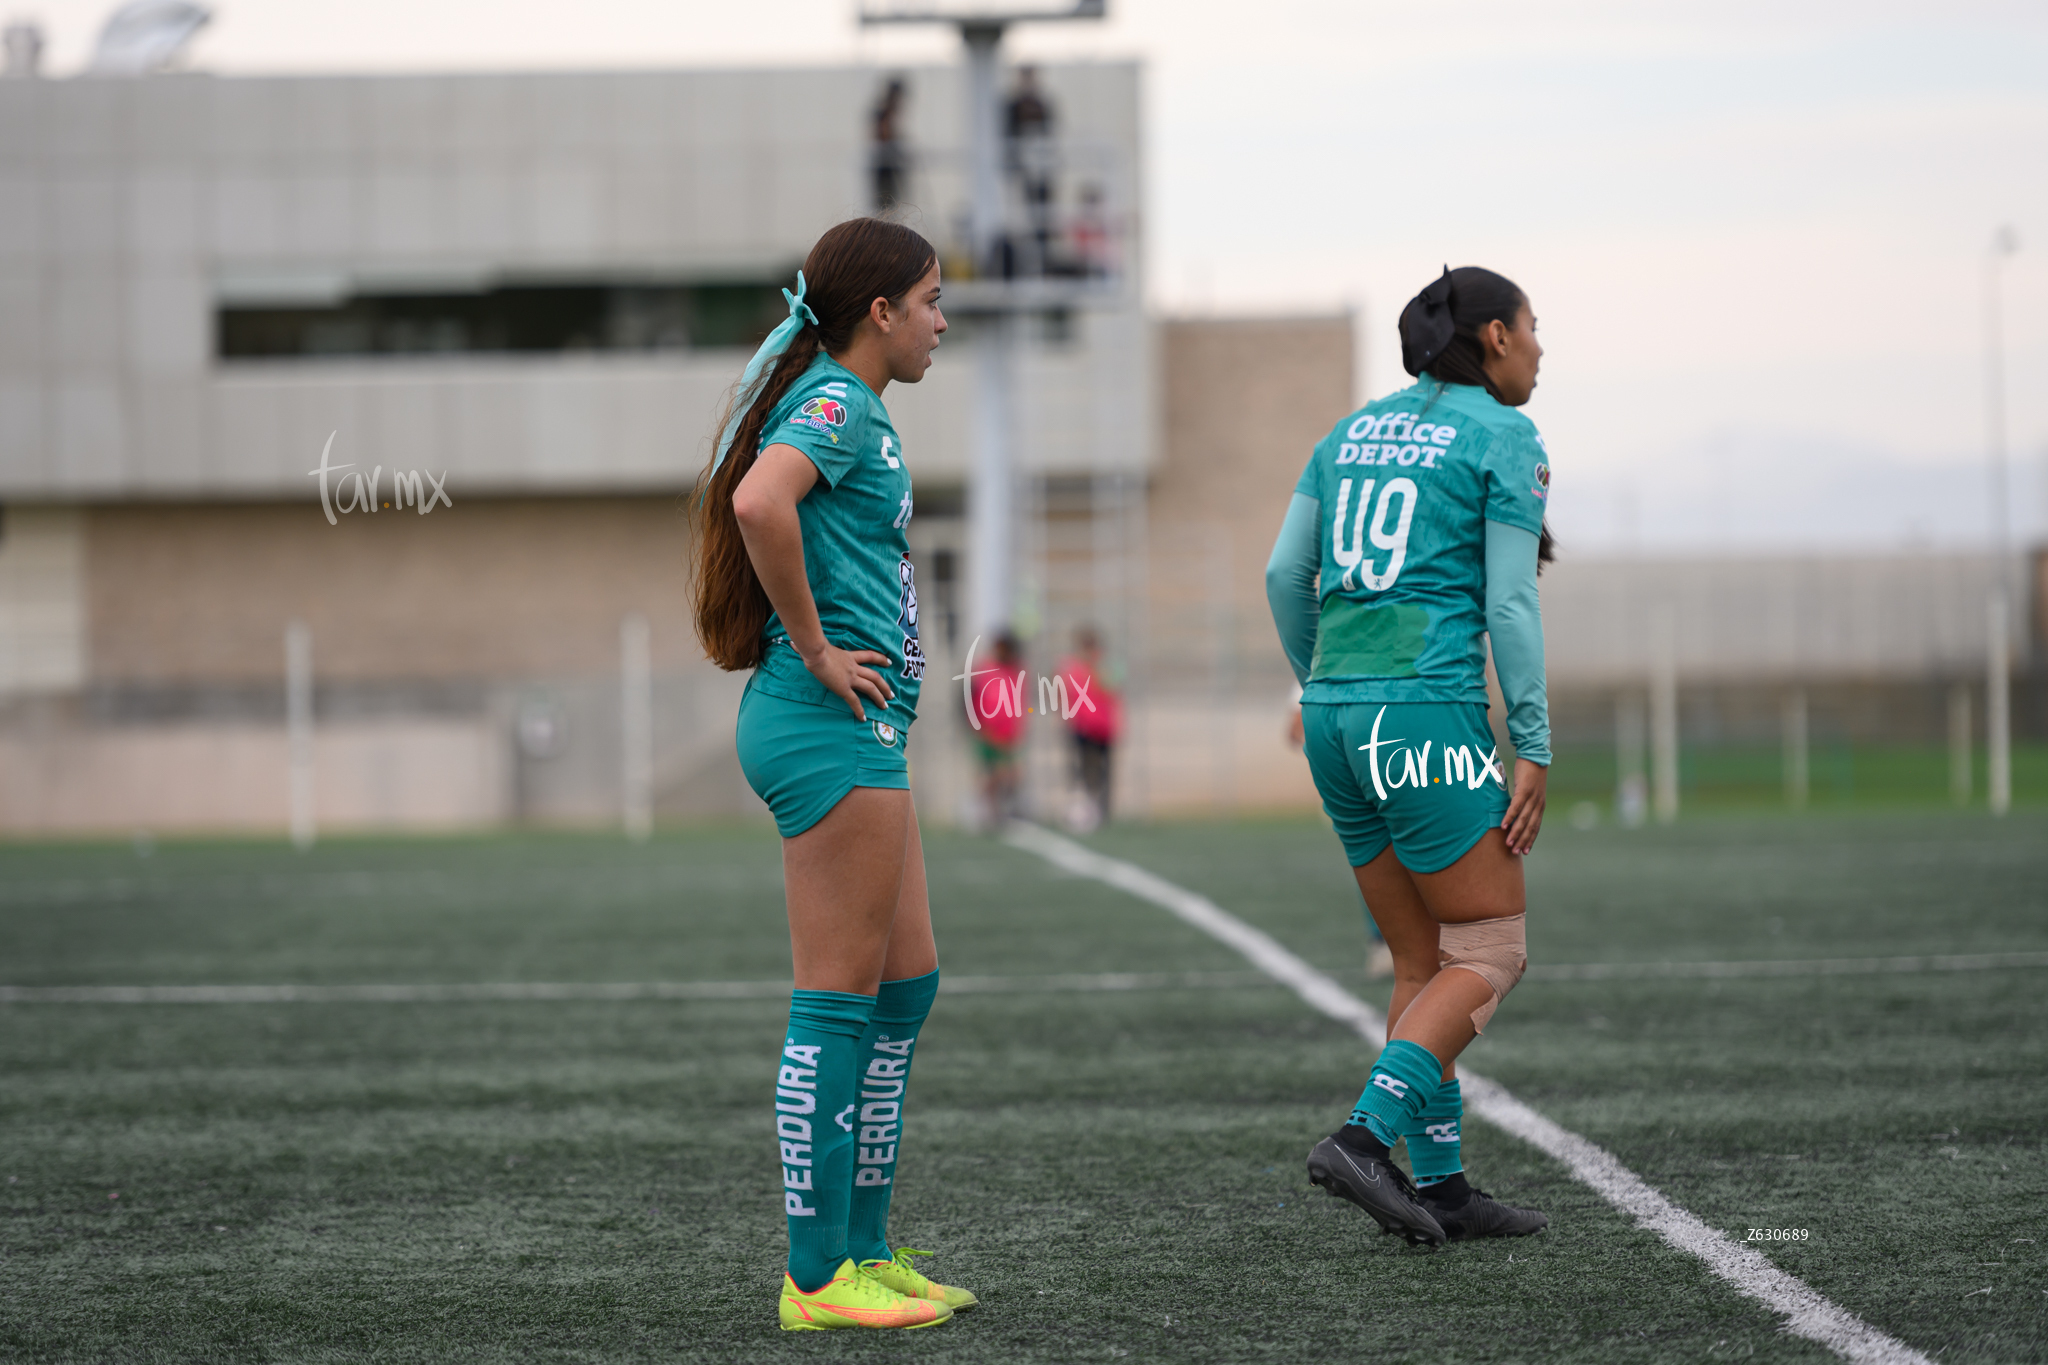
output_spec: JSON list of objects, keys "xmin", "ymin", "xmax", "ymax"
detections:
[
  {"xmin": 693, "ymin": 218, "xmax": 974, "ymax": 1329},
  {"xmin": 1266, "ymin": 266, "xmax": 1554, "ymax": 1246}
]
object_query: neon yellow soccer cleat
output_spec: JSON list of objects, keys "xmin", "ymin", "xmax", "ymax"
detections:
[
  {"xmin": 859, "ymin": 1247, "xmax": 979, "ymax": 1310},
  {"xmin": 779, "ymin": 1258, "xmax": 952, "ymax": 1331}
]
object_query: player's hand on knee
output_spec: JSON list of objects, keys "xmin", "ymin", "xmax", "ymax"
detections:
[
  {"xmin": 1503, "ymin": 759, "xmax": 1547, "ymax": 856},
  {"xmin": 805, "ymin": 645, "xmax": 895, "ymax": 721}
]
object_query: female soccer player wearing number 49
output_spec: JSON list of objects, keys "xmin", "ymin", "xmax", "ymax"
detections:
[{"xmin": 1266, "ymin": 266, "xmax": 1554, "ymax": 1246}]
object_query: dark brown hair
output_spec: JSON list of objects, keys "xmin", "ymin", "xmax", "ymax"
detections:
[
  {"xmin": 1398, "ymin": 265, "xmax": 1556, "ymax": 570},
  {"xmin": 691, "ymin": 218, "xmax": 937, "ymax": 670}
]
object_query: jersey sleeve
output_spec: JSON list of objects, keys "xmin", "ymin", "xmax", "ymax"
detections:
[
  {"xmin": 1484, "ymin": 520, "xmax": 1550, "ymax": 765},
  {"xmin": 1265, "ymin": 492, "xmax": 1322, "ymax": 687},
  {"xmin": 1480, "ymin": 422, "xmax": 1550, "ymax": 535},
  {"xmin": 767, "ymin": 378, "xmax": 870, "ymax": 489},
  {"xmin": 1293, "ymin": 442, "xmax": 1326, "ymax": 500}
]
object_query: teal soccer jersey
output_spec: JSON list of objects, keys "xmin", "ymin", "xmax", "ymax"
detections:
[
  {"xmin": 1294, "ymin": 380, "xmax": 1549, "ymax": 705},
  {"xmin": 750, "ymin": 353, "xmax": 925, "ymax": 720}
]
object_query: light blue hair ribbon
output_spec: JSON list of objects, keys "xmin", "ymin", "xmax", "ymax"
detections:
[{"xmin": 710, "ymin": 271, "xmax": 820, "ymax": 476}]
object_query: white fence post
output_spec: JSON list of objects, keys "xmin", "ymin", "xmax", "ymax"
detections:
[
  {"xmin": 1948, "ymin": 683, "xmax": 1973, "ymax": 806},
  {"xmin": 1615, "ymin": 692, "xmax": 1648, "ymax": 829},
  {"xmin": 1650, "ymin": 604, "xmax": 1679, "ymax": 824},
  {"xmin": 1782, "ymin": 689, "xmax": 1808, "ymax": 810},
  {"xmin": 1988, "ymin": 592, "xmax": 2011, "ymax": 817},
  {"xmin": 621, "ymin": 613, "xmax": 653, "ymax": 842},
  {"xmin": 285, "ymin": 620, "xmax": 315, "ymax": 851}
]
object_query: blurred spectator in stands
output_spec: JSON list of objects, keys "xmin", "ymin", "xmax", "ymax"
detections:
[
  {"xmin": 1004, "ymin": 65, "xmax": 1056, "ymax": 275},
  {"xmin": 870, "ymin": 76, "xmax": 909, "ymax": 213},
  {"xmin": 1069, "ymin": 182, "xmax": 1113, "ymax": 278},
  {"xmin": 972, "ymin": 631, "xmax": 1028, "ymax": 824},
  {"xmin": 1059, "ymin": 625, "xmax": 1120, "ymax": 830},
  {"xmin": 3, "ymin": 20, "xmax": 44, "ymax": 76}
]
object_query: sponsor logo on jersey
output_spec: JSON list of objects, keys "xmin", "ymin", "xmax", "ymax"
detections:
[
  {"xmin": 1338, "ymin": 413, "xmax": 1455, "ymax": 469},
  {"xmin": 895, "ymin": 554, "xmax": 925, "ymax": 681},
  {"xmin": 873, "ymin": 721, "xmax": 898, "ymax": 747},
  {"xmin": 1532, "ymin": 462, "xmax": 1550, "ymax": 499}
]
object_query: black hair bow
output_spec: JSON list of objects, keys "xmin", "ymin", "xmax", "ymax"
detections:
[{"xmin": 1397, "ymin": 266, "xmax": 1455, "ymax": 377}]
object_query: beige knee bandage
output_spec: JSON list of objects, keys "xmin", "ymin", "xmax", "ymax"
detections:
[{"xmin": 1437, "ymin": 914, "xmax": 1528, "ymax": 1033}]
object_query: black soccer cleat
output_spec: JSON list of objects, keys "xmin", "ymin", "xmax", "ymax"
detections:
[
  {"xmin": 1306, "ymin": 1136, "xmax": 1447, "ymax": 1248},
  {"xmin": 1424, "ymin": 1185, "xmax": 1549, "ymax": 1241}
]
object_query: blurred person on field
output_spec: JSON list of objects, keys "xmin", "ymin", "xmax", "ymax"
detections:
[
  {"xmin": 1058, "ymin": 625, "xmax": 1120, "ymax": 831},
  {"xmin": 971, "ymin": 631, "xmax": 1027, "ymax": 823}
]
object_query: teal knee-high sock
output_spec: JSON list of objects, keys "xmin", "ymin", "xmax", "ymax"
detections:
[
  {"xmin": 779, "ymin": 989, "xmax": 876, "ymax": 1293},
  {"xmin": 1406, "ymin": 1077, "xmax": 1464, "ymax": 1185},
  {"xmin": 1348, "ymin": 1039, "xmax": 1444, "ymax": 1148},
  {"xmin": 846, "ymin": 968, "xmax": 940, "ymax": 1265}
]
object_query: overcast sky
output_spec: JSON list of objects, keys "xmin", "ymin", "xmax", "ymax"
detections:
[{"xmin": 24, "ymin": 0, "xmax": 2048, "ymax": 556}]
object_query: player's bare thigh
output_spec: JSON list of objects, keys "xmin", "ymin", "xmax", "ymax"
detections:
[
  {"xmin": 1410, "ymin": 829, "xmax": 1525, "ymax": 923},
  {"xmin": 881, "ymin": 806, "xmax": 938, "ymax": 982},
  {"xmin": 782, "ymin": 786, "xmax": 914, "ymax": 994},
  {"xmin": 1353, "ymin": 849, "xmax": 1438, "ymax": 987}
]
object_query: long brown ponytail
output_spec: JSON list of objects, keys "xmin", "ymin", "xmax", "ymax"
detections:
[{"xmin": 691, "ymin": 218, "xmax": 937, "ymax": 670}]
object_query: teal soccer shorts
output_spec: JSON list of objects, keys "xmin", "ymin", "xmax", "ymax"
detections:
[
  {"xmin": 735, "ymin": 683, "xmax": 912, "ymax": 838},
  {"xmin": 1301, "ymin": 701, "xmax": 1509, "ymax": 874}
]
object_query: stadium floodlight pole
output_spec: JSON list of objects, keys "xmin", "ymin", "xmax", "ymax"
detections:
[
  {"xmin": 1984, "ymin": 226, "xmax": 2019, "ymax": 574},
  {"xmin": 1982, "ymin": 225, "xmax": 2018, "ymax": 817},
  {"xmin": 859, "ymin": 1, "xmax": 1107, "ymax": 642}
]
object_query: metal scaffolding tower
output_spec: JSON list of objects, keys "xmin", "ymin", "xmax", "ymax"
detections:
[{"xmin": 859, "ymin": 1, "xmax": 1109, "ymax": 645}]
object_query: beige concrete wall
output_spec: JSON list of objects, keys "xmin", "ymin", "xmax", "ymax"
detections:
[
  {"xmin": 1146, "ymin": 315, "xmax": 1354, "ymax": 692},
  {"xmin": 0, "ymin": 506, "xmax": 85, "ymax": 693},
  {"xmin": 85, "ymin": 495, "xmax": 708, "ymax": 683},
  {"xmin": 0, "ymin": 718, "xmax": 508, "ymax": 834}
]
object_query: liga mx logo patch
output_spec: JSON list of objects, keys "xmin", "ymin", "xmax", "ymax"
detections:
[
  {"xmin": 873, "ymin": 721, "xmax": 898, "ymax": 748},
  {"xmin": 790, "ymin": 395, "xmax": 848, "ymax": 444},
  {"xmin": 1532, "ymin": 462, "xmax": 1550, "ymax": 500}
]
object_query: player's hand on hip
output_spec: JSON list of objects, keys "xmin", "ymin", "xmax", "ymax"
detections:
[
  {"xmin": 804, "ymin": 644, "xmax": 895, "ymax": 722},
  {"xmin": 1502, "ymin": 758, "xmax": 1547, "ymax": 856}
]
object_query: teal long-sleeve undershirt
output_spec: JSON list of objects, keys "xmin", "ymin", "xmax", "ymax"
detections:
[
  {"xmin": 1264, "ymin": 494, "xmax": 1323, "ymax": 687},
  {"xmin": 1262, "ymin": 493, "xmax": 1551, "ymax": 765}
]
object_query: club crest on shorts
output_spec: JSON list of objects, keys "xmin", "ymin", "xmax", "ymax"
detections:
[{"xmin": 873, "ymin": 721, "xmax": 898, "ymax": 747}]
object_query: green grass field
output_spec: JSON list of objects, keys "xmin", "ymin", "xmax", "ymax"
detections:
[
  {"xmin": 1545, "ymin": 741, "xmax": 2048, "ymax": 812},
  {"xmin": 3, "ymin": 811, "xmax": 2045, "ymax": 1362}
]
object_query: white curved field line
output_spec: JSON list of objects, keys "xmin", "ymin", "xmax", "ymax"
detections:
[{"xmin": 1003, "ymin": 821, "xmax": 1932, "ymax": 1365}]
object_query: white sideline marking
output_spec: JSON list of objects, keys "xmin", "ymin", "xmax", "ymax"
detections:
[
  {"xmin": 1528, "ymin": 950, "xmax": 2048, "ymax": 981},
  {"xmin": 0, "ymin": 971, "xmax": 1279, "ymax": 1005},
  {"xmin": 7, "ymin": 951, "xmax": 2040, "ymax": 1006},
  {"xmin": 1003, "ymin": 821, "xmax": 1932, "ymax": 1365}
]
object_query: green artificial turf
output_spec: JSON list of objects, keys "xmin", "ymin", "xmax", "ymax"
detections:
[
  {"xmin": 1544, "ymin": 741, "xmax": 2048, "ymax": 812},
  {"xmin": 2, "ymin": 813, "xmax": 2044, "ymax": 1362}
]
